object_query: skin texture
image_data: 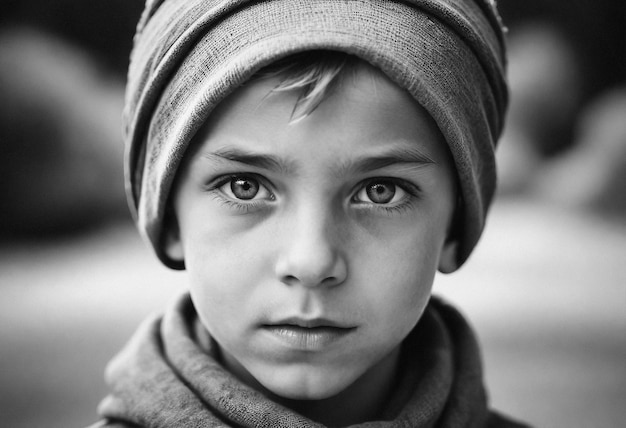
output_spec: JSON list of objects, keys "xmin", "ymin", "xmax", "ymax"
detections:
[{"xmin": 165, "ymin": 62, "xmax": 458, "ymax": 425}]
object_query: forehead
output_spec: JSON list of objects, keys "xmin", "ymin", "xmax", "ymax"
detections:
[{"xmin": 187, "ymin": 61, "xmax": 453, "ymax": 171}]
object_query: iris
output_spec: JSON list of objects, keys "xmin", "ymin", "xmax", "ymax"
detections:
[
  {"xmin": 366, "ymin": 181, "xmax": 396, "ymax": 204},
  {"xmin": 231, "ymin": 176, "xmax": 260, "ymax": 200}
]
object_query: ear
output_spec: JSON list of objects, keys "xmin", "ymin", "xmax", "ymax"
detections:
[
  {"xmin": 162, "ymin": 209, "xmax": 185, "ymax": 263},
  {"xmin": 437, "ymin": 239, "xmax": 459, "ymax": 274},
  {"xmin": 438, "ymin": 193, "xmax": 462, "ymax": 274}
]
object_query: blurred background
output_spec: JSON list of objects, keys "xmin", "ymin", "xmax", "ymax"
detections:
[{"xmin": 0, "ymin": 1, "xmax": 624, "ymax": 427}]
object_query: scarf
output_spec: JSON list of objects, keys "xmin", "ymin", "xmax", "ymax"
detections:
[{"xmin": 92, "ymin": 294, "xmax": 528, "ymax": 428}]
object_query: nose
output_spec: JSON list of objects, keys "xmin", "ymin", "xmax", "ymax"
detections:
[{"xmin": 274, "ymin": 205, "xmax": 347, "ymax": 288}]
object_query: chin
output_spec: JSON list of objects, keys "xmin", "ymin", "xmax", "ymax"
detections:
[{"xmin": 259, "ymin": 366, "xmax": 355, "ymax": 401}]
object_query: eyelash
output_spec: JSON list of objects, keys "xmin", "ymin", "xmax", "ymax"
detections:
[{"xmin": 205, "ymin": 174, "xmax": 420, "ymax": 215}]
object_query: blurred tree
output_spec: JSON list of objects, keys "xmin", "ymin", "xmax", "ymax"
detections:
[
  {"xmin": 1, "ymin": 0, "xmax": 144, "ymax": 75},
  {"xmin": 500, "ymin": 0, "xmax": 625, "ymax": 104},
  {"xmin": 497, "ymin": 0, "xmax": 626, "ymax": 218},
  {"xmin": 0, "ymin": 1, "xmax": 144, "ymax": 238},
  {"xmin": 0, "ymin": 29, "xmax": 127, "ymax": 238}
]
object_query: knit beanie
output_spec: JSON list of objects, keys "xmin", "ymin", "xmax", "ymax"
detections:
[{"xmin": 124, "ymin": 0, "xmax": 508, "ymax": 271}]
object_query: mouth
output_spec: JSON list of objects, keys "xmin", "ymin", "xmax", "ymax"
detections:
[{"xmin": 262, "ymin": 318, "xmax": 356, "ymax": 351}]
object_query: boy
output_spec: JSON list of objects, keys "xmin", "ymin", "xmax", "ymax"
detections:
[{"xmin": 92, "ymin": 0, "xmax": 528, "ymax": 426}]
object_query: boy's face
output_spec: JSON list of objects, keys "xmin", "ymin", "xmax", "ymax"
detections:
[{"xmin": 167, "ymin": 63, "xmax": 457, "ymax": 400}]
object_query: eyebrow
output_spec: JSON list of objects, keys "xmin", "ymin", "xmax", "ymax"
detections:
[
  {"xmin": 201, "ymin": 144, "xmax": 435, "ymax": 176},
  {"xmin": 201, "ymin": 148, "xmax": 294, "ymax": 174},
  {"xmin": 345, "ymin": 146, "xmax": 436, "ymax": 174}
]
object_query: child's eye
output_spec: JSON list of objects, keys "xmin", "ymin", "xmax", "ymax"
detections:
[
  {"xmin": 217, "ymin": 175, "xmax": 273, "ymax": 201},
  {"xmin": 354, "ymin": 179, "xmax": 409, "ymax": 205}
]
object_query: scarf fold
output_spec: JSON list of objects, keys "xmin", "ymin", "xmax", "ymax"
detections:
[{"xmin": 93, "ymin": 293, "xmax": 525, "ymax": 428}]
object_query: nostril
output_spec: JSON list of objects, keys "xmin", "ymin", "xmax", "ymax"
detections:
[
  {"xmin": 321, "ymin": 276, "xmax": 338, "ymax": 286},
  {"xmin": 280, "ymin": 274, "xmax": 340, "ymax": 287},
  {"xmin": 282, "ymin": 275, "xmax": 299, "ymax": 286}
]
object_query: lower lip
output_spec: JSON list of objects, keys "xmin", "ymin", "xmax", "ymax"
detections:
[{"xmin": 263, "ymin": 325, "xmax": 354, "ymax": 351}]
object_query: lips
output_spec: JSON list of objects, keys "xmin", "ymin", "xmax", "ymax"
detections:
[{"xmin": 262, "ymin": 317, "xmax": 356, "ymax": 351}]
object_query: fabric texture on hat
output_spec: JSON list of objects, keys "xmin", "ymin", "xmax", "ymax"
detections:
[{"xmin": 124, "ymin": 0, "xmax": 508, "ymax": 270}]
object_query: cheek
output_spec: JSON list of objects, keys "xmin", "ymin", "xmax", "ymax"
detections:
[
  {"xmin": 352, "ymin": 221, "xmax": 444, "ymax": 327},
  {"xmin": 182, "ymin": 226, "xmax": 270, "ymax": 328},
  {"xmin": 355, "ymin": 216, "xmax": 444, "ymax": 282},
  {"xmin": 182, "ymin": 206, "xmax": 271, "ymax": 280}
]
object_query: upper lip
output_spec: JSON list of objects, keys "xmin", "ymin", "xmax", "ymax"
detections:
[{"xmin": 266, "ymin": 317, "xmax": 354, "ymax": 329}]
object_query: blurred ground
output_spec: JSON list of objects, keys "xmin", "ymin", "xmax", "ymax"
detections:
[{"xmin": 0, "ymin": 197, "xmax": 624, "ymax": 428}]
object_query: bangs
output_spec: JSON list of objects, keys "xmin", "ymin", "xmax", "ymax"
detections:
[{"xmin": 253, "ymin": 51, "xmax": 361, "ymax": 121}]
